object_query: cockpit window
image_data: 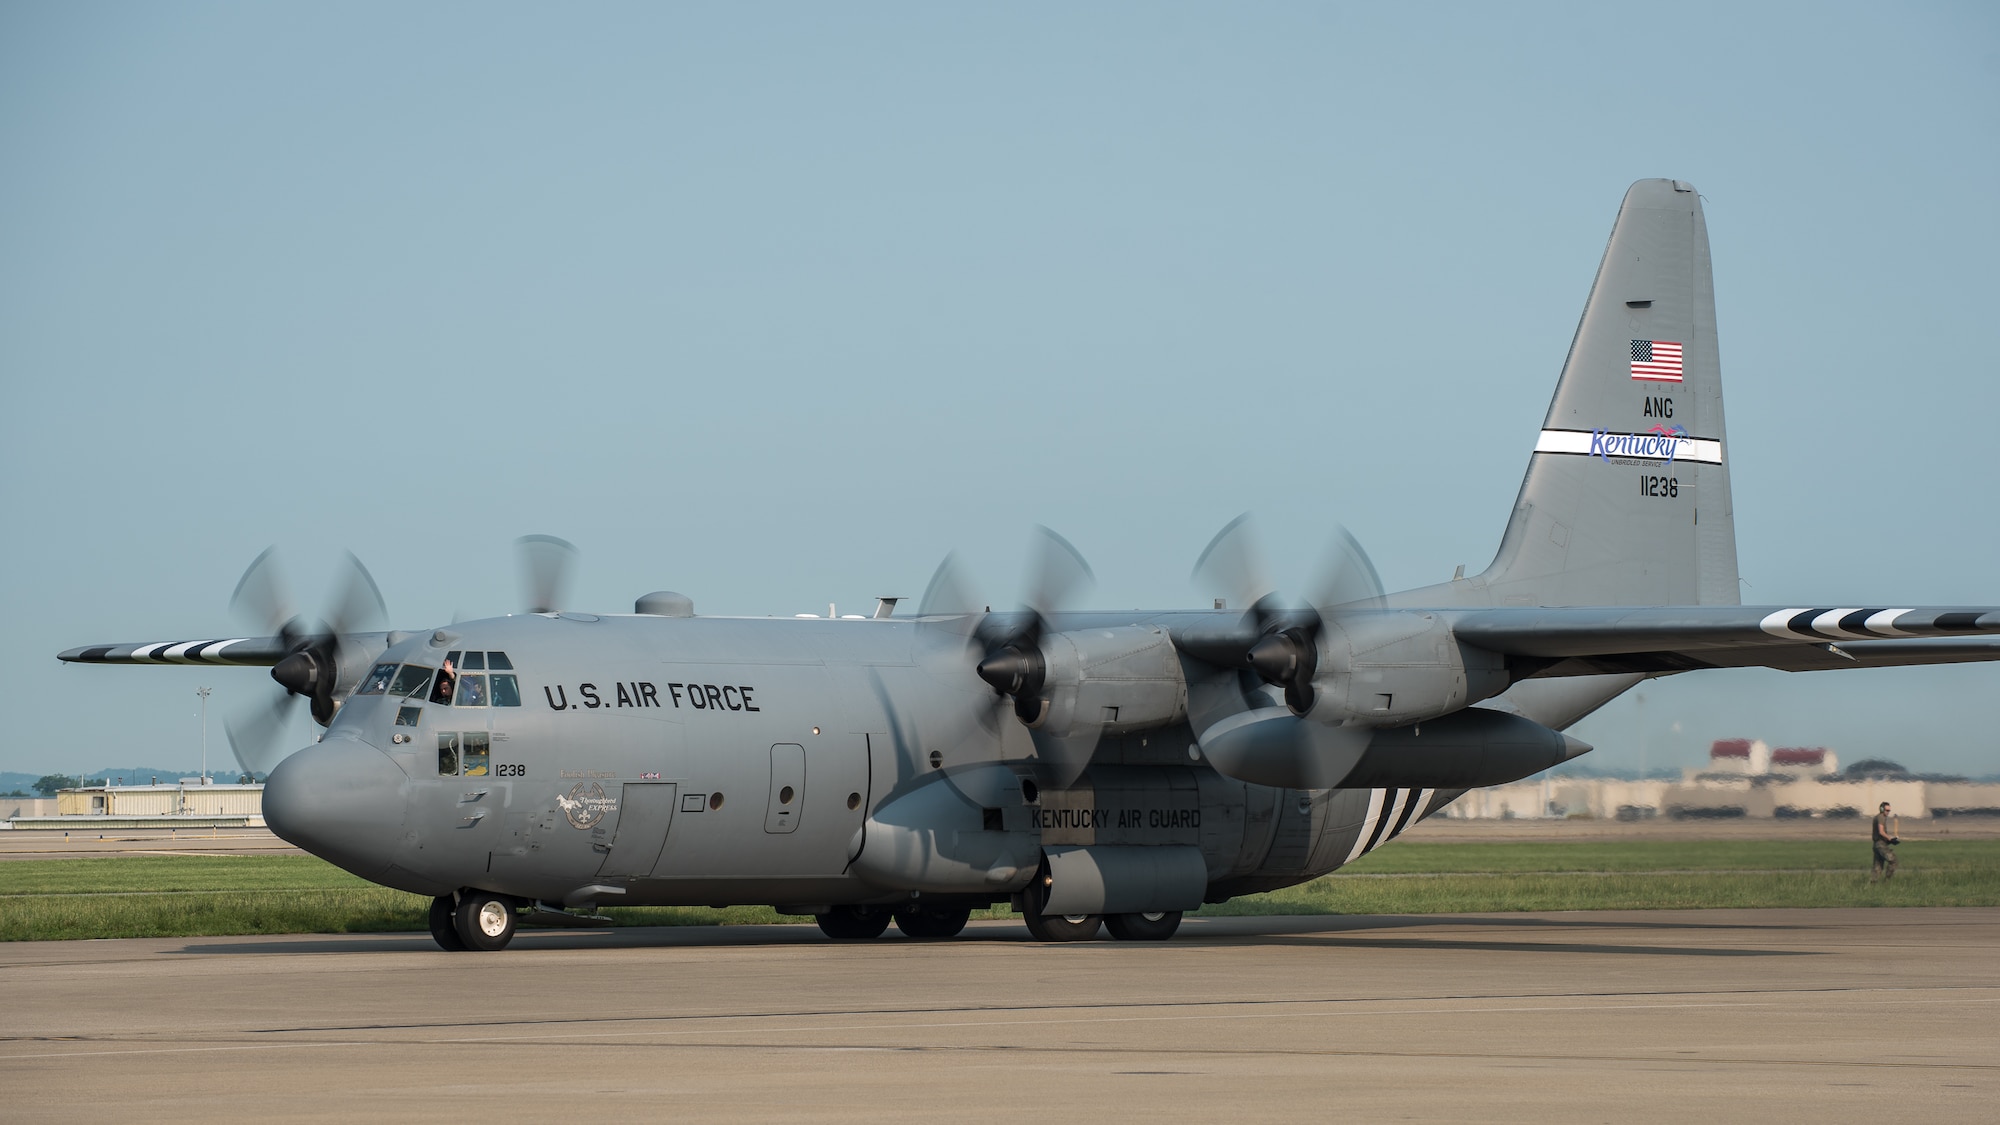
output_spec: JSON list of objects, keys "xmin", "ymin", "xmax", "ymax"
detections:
[
  {"xmin": 461, "ymin": 651, "xmax": 486, "ymax": 671},
  {"xmin": 491, "ymin": 674, "xmax": 521, "ymax": 707},
  {"xmin": 388, "ymin": 664, "xmax": 433, "ymax": 697},
  {"xmin": 430, "ymin": 661, "xmax": 457, "ymax": 705},
  {"xmin": 454, "ymin": 674, "xmax": 488, "ymax": 707},
  {"xmin": 395, "ymin": 706, "xmax": 422, "ymax": 727},
  {"xmin": 437, "ymin": 732, "xmax": 459, "ymax": 776},
  {"xmin": 488, "ymin": 651, "xmax": 514, "ymax": 671},
  {"xmin": 462, "ymin": 732, "xmax": 490, "ymax": 776},
  {"xmin": 358, "ymin": 663, "xmax": 397, "ymax": 695}
]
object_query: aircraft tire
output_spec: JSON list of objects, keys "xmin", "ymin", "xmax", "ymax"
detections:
[
  {"xmin": 816, "ymin": 907, "xmax": 892, "ymax": 940},
  {"xmin": 893, "ymin": 907, "xmax": 970, "ymax": 940},
  {"xmin": 453, "ymin": 890, "xmax": 518, "ymax": 951},
  {"xmin": 1022, "ymin": 910, "xmax": 1101, "ymax": 941},
  {"xmin": 1103, "ymin": 911, "xmax": 1182, "ymax": 941},
  {"xmin": 1021, "ymin": 877, "xmax": 1102, "ymax": 941},
  {"xmin": 428, "ymin": 896, "xmax": 468, "ymax": 951}
]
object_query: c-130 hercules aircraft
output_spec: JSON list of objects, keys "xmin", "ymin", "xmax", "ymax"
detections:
[{"xmin": 62, "ymin": 179, "xmax": 2000, "ymax": 950}]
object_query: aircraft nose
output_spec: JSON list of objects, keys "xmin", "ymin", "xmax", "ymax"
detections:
[{"xmin": 263, "ymin": 735, "xmax": 407, "ymax": 881}]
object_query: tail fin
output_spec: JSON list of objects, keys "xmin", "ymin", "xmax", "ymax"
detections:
[{"xmin": 1418, "ymin": 179, "xmax": 1740, "ymax": 609}]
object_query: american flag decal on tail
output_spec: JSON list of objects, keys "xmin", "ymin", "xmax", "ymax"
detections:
[{"xmin": 1630, "ymin": 339, "xmax": 1684, "ymax": 382}]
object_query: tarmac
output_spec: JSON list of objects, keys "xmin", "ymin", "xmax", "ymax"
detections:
[{"xmin": 3, "ymin": 908, "xmax": 1995, "ymax": 1122}]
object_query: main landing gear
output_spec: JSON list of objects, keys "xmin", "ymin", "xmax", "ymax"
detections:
[
  {"xmin": 1103, "ymin": 911, "xmax": 1183, "ymax": 941},
  {"xmin": 894, "ymin": 906, "xmax": 971, "ymax": 939},
  {"xmin": 816, "ymin": 906, "xmax": 892, "ymax": 940},
  {"xmin": 1018, "ymin": 879, "xmax": 1184, "ymax": 941},
  {"xmin": 429, "ymin": 891, "xmax": 519, "ymax": 951}
]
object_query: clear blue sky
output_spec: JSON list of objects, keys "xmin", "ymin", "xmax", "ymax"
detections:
[{"xmin": 3, "ymin": 3, "xmax": 1995, "ymax": 778}]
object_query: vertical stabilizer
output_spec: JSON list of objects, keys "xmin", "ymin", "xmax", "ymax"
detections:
[{"xmin": 1410, "ymin": 179, "xmax": 1739, "ymax": 609}]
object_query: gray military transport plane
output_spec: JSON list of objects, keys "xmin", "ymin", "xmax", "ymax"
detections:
[{"xmin": 61, "ymin": 179, "xmax": 2000, "ymax": 950}]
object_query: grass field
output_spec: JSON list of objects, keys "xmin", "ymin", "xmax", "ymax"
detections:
[{"xmin": 2, "ymin": 839, "xmax": 1994, "ymax": 942}]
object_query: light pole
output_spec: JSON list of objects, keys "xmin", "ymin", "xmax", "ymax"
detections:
[
  {"xmin": 1636, "ymin": 690, "xmax": 1648, "ymax": 780},
  {"xmin": 196, "ymin": 687, "xmax": 212, "ymax": 784}
]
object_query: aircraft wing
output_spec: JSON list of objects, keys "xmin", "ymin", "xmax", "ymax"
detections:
[
  {"xmin": 57, "ymin": 637, "xmax": 293, "ymax": 666},
  {"xmin": 1447, "ymin": 606, "xmax": 2000, "ymax": 676}
]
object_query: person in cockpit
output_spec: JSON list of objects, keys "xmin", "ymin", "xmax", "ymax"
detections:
[{"xmin": 430, "ymin": 658, "xmax": 456, "ymax": 705}]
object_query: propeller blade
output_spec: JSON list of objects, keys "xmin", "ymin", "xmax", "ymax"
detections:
[
  {"xmin": 225, "ymin": 691, "xmax": 301, "ymax": 777},
  {"xmin": 325, "ymin": 551, "xmax": 389, "ymax": 636},
  {"xmin": 517, "ymin": 534, "xmax": 578, "ymax": 614},
  {"xmin": 1191, "ymin": 513, "xmax": 1274, "ymax": 614},
  {"xmin": 917, "ymin": 552, "xmax": 981, "ymax": 619},
  {"xmin": 1311, "ymin": 524, "xmax": 1386, "ymax": 611},
  {"xmin": 229, "ymin": 547, "xmax": 295, "ymax": 637},
  {"xmin": 1023, "ymin": 525, "xmax": 1094, "ymax": 619},
  {"xmin": 1031, "ymin": 727, "xmax": 1101, "ymax": 790}
]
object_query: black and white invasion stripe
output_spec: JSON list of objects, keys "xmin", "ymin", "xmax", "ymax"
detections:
[
  {"xmin": 1342, "ymin": 786, "xmax": 1437, "ymax": 865},
  {"xmin": 1757, "ymin": 608, "xmax": 1994, "ymax": 642},
  {"xmin": 60, "ymin": 639, "xmax": 261, "ymax": 665}
]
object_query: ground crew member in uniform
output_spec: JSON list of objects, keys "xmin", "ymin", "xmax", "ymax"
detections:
[{"xmin": 1870, "ymin": 801, "xmax": 1899, "ymax": 881}]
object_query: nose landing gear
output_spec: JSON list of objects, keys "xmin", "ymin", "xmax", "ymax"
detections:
[
  {"xmin": 428, "ymin": 897, "xmax": 467, "ymax": 951},
  {"xmin": 429, "ymin": 890, "xmax": 520, "ymax": 951}
]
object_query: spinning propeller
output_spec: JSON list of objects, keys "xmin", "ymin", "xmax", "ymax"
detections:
[
  {"xmin": 1188, "ymin": 513, "xmax": 1386, "ymax": 716},
  {"xmin": 1177, "ymin": 514, "xmax": 1390, "ymax": 787},
  {"xmin": 516, "ymin": 534, "xmax": 578, "ymax": 614},
  {"xmin": 224, "ymin": 548, "xmax": 388, "ymax": 776},
  {"xmin": 225, "ymin": 534, "xmax": 580, "ymax": 775},
  {"xmin": 918, "ymin": 527, "xmax": 1106, "ymax": 788}
]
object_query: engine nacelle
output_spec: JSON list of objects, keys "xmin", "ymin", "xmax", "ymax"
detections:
[
  {"xmin": 1305, "ymin": 612, "xmax": 1507, "ymax": 727},
  {"xmin": 1031, "ymin": 625, "xmax": 1187, "ymax": 737},
  {"xmin": 1338, "ymin": 707, "xmax": 1592, "ymax": 789}
]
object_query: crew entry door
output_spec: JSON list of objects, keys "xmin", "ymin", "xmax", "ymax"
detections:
[{"xmin": 597, "ymin": 782, "xmax": 679, "ymax": 878}]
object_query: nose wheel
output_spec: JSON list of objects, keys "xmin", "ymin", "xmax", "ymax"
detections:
[
  {"xmin": 428, "ymin": 896, "xmax": 467, "ymax": 951},
  {"xmin": 430, "ymin": 890, "xmax": 518, "ymax": 951}
]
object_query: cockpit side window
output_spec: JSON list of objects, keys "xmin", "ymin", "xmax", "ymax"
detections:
[
  {"xmin": 388, "ymin": 665, "xmax": 433, "ymax": 698},
  {"xmin": 491, "ymin": 674, "xmax": 521, "ymax": 707},
  {"xmin": 395, "ymin": 706, "xmax": 422, "ymax": 727},
  {"xmin": 437, "ymin": 732, "xmax": 459, "ymax": 776},
  {"xmin": 357, "ymin": 663, "xmax": 397, "ymax": 695},
  {"xmin": 430, "ymin": 654, "xmax": 459, "ymax": 706}
]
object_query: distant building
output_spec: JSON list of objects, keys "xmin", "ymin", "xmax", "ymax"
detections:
[
  {"xmin": 1769, "ymin": 747, "xmax": 1838, "ymax": 777},
  {"xmin": 1707, "ymin": 738, "xmax": 1770, "ymax": 774},
  {"xmin": 18, "ymin": 780, "xmax": 267, "ymax": 828},
  {"xmin": 1441, "ymin": 737, "xmax": 1994, "ymax": 819}
]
